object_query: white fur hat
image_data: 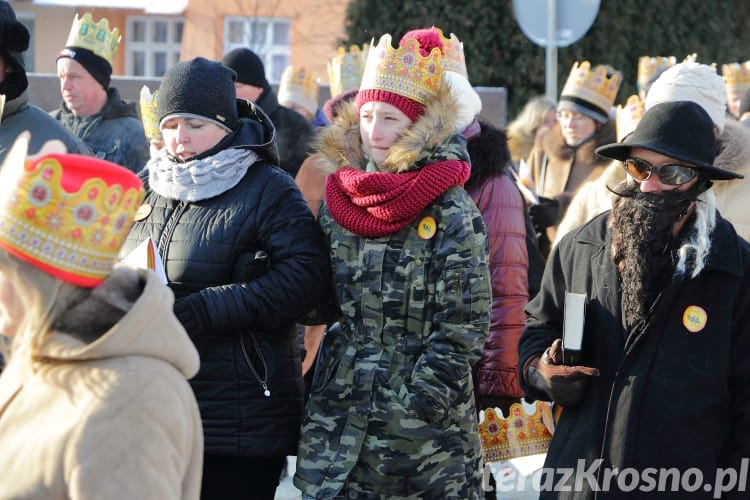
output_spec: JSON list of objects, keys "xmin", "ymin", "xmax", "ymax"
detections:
[{"xmin": 645, "ymin": 60, "xmax": 726, "ymax": 134}]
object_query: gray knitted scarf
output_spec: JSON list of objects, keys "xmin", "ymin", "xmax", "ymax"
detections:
[{"xmin": 147, "ymin": 147, "xmax": 258, "ymax": 201}]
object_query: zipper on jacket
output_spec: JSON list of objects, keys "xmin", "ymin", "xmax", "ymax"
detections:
[
  {"xmin": 158, "ymin": 200, "xmax": 188, "ymax": 268},
  {"xmin": 453, "ymin": 270, "xmax": 463, "ymax": 321}
]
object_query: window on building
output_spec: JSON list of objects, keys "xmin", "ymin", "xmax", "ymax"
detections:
[
  {"xmin": 126, "ymin": 17, "xmax": 184, "ymax": 77},
  {"xmin": 223, "ymin": 17, "xmax": 290, "ymax": 83}
]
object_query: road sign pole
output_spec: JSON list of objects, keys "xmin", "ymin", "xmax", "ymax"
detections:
[{"xmin": 545, "ymin": 0, "xmax": 557, "ymax": 103}]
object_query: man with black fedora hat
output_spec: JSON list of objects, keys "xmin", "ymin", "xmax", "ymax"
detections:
[
  {"xmin": 518, "ymin": 100, "xmax": 750, "ymax": 498},
  {"xmin": 0, "ymin": 0, "xmax": 90, "ymax": 164}
]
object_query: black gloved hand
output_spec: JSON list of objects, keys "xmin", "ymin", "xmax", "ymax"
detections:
[
  {"xmin": 173, "ymin": 293, "xmax": 210, "ymax": 338},
  {"xmin": 529, "ymin": 196, "xmax": 561, "ymax": 230},
  {"xmin": 525, "ymin": 338, "xmax": 599, "ymax": 407}
]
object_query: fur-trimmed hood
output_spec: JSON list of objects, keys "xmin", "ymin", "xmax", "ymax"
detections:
[
  {"xmin": 541, "ymin": 119, "xmax": 616, "ymax": 166},
  {"xmin": 314, "ymin": 82, "xmax": 467, "ymax": 174},
  {"xmin": 715, "ymin": 119, "xmax": 750, "ymax": 176}
]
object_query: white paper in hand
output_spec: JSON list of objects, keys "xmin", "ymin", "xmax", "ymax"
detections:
[
  {"xmin": 122, "ymin": 237, "xmax": 167, "ymax": 285},
  {"xmin": 563, "ymin": 292, "xmax": 587, "ymax": 364}
]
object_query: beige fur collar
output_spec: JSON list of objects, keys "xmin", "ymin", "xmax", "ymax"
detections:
[
  {"xmin": 315, "ymin": 83, "xmax": 462, "ymax": 174},
  {"xmin": 715, "ymin": 120, "xmax": 750, "ymax": 175}
]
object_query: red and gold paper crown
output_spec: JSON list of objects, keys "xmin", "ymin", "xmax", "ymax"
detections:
[
  {"xmin": 722, "ymin": 60, "xmax": 750, "ymax": 91},
  {"xmin": 359, "ymin": 34, "xmax": 443, "ymax": 108},
  {"xmin": 478, "ymin": 402, "xmax": 553, "ymax": 463},
  {"xmin": 637, "ymin": 55, "xmax": 676, "ymax": 90},
  {"xmin": 561, "ymin": 61, "xmax": 621, "ymax": 117},
  {"xmin": 0, "ymin": 135, "xmax": 144, "ymax": 288},
  {"xmin": 432, "ymin": 27, "xmax": 467, "ymax": 78},
  {"xmin": 616, "ymin": 94, "xmax": 645, "ymax": 142},
  {"xmin": 139, "ymin": 85, "xmax": 160, "ymax": 141},
  {"xmin": 327, "ymin": 45, "xmax": 369, "ymax": 98},
  {"xmin": 277, "ymin": 65, "xmax": 320, "ymax": 117},
  {"xmin": 65, "ymin": 12, "xmax": 121, "ymax": 66}
]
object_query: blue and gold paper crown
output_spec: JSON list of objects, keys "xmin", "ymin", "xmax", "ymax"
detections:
[
  {"xmin": 139, "ymin": 85, "xmax": 160, "ymax": 141},
  {"xmin": 0, "ymin": 135, "xmax": 144, "ymax": 288},
  {"xmin": 327, "ymin": 45, "xmax": 369, "ymax": 98},
  {"xmin": 65, "ymin": 12, "xmax": 121, "ymax": 66},
  {"xmin": 359, "ymin": 34, "xmax": 443, "ymax": 107}
]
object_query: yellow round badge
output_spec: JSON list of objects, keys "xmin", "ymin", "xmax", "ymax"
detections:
[
  {"xmin": 682, "ymin": 305, "xmax": 707, "ymax": 333},
  {"xmin": 417, "ymin": 216, "xmax": 437, "ymax": 240}
]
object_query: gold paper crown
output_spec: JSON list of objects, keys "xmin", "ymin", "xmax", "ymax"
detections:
[
  {"xmin": 616, "ymin": 94, "xmax": 645, "ymax": 142},
  {"xmin": 0, "ymin": 135, "xmax": 144, "ymax": 288},
  {"xmin": 139, "ymin": 85, "xmax": 160, "ymax": 141},
  {"xmin": 722, "ymin": 60, "xmax": 750, "ymax": 90},
  {"xmin": 433, "ymin": 27, "xmax": 468, "ymax": 78},
  {"xmin": 327, "ymin": 45, "xmax": 369, "ymax": 98},
  {"xmin": 637, "ymin": 55, "xmax": 676, "ymax": 89},
  {"xmin": 360, "ymin": 34, "xmax": 443, "ymax": 107},
  {"xmin": 65, "ymin": 13, "xmax": 121, "ymax": 66},
  {"xmin": 478, "ymin": 402, "xmax": 553, "ymax": 463},
  {"xmin": 561, "ymin": 61, "xmax": 621, "ymax": 115},
  {"xmin": 278, "ymin": 65, "xmax": 320, "ymax": 116}
]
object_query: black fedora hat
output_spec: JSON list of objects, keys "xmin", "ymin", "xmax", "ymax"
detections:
[{"xmin": 596, "ymin": 100, "xmax": 743, "ymax": 180}]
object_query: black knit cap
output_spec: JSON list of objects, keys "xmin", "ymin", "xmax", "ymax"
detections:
[
  {"xmin": 157, "ymin": 57, "xmax": 240, "ymax": 131},
  {"xmin": 57, "ymin": 46, "xmax": 112, "ymax": 90},
  {"xmin": 596, "ymin": 101, "xmax": 743, "ymax": 181},
  {"xmin": 222, "ymin": 48, "xmax": 267, "ymax": 88},
  {"xmin": 0, "ymin": 0, "xmax": 30, "ymax": 100}
]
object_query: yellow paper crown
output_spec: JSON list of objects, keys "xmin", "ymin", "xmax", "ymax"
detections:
[
  {"xmin": 0, "ymin": 135, "xmax": 144, "ymax": 288},
  {"xmin": 637, "ymin": 55, "xmax": 676, "ymax": 89},
  {"xmin": 722, "ymin": 60, "xmax": 750, "ymax": 91},
  {"xmin": 478, "ymin": 402, "xmax": 553, "ymax": 463},
  {"xmin": 359, "ymin": 34, "xmax": 443, "ymax": 107},
  {"xmin": 433, "ymin": 27, "xmax": 468, "ymax": 78},
  {"xmin": 139, "ymin": 85, "xmax": 160, "ymax": 141},
  {"xmin": 65, "ymin": 13, "xmax": 121, "ymax": 66},
  {"xmin": 616, "ymin": 94, "xmax": 645, "ymax": 142},
  {"xmin": 561, "ymin": 61, "xmax": 621, "ymax": 116},
  {"xmin": 278, "ymin": 66, "xmax": 320, "ymax": 116},
  {"xmin": 327, "ymin": 45, "xmax": 369, "ymax": 98}
]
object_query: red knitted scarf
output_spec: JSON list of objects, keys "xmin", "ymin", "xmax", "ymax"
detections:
[{"xmin": 325, "ymin": 160, "xmax": 470, "ymax": 237}]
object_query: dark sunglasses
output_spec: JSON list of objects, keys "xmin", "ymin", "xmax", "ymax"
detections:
[{"xmin": 623, "ymin": 157, "xmax": 699, "ymax": 186}]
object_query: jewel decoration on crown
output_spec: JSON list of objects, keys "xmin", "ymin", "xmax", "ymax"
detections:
[
  {"xmin": 280, "ymin": 66, "xmax": 320, "ymax": 103},
  {"xmin": 360, "ymin": 34, "xmax": 443, "ymax": 107},
  {"xmin": 478, "ymin": 402, "xmax": 553, "ymax": 463},
  {"xmin": 432, "ymin": 27, "xmax": 467, "ymax": 78},
  {"xmin": 561, "ymin": 61, "xmax": 621, "ymax": 114},
  {"xmin": 722, "ymin": 60, "xmax": 750, "ymax": 90},
  {"xmin": 65, "ymin": 13, "xmax": 121, "ymax": 66},
  {"xmin": 637, "ymin": 56, "xmax": 676, "ymax": 90},
  {"xmin": 616, "ymin": 94, "xmax": 645, "ymax": 142},
  {"xmin": 139, "ymin": 85, "xmax": 161, "ymax": 141},
  {"xmin": 0, "ymin": 136, "xmax": 144, "ymax": 287},
  {"xmin": 328, "ymin": 44, "xmax": 369, "ymax": 98}
]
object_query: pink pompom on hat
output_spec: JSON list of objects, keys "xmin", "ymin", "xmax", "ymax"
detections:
[{"xmin": 355, "ymin": 28, "xmax": 445, "ymax": 122}]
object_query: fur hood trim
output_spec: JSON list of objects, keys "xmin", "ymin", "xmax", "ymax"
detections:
[
  {"xmin": 715, "ymin": 120, "xmax": 750, "ymax": 176},
  {"xmin": 315, "ymin": 82, "xmax": 463, "ymax": 174}
]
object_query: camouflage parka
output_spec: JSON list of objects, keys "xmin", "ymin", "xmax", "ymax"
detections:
[{"xmin": 294, "ymin": 85, "xmax": 491, "ymax": 499}]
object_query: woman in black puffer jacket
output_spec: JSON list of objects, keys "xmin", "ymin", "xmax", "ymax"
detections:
[{"xmin": 119, "ymin": 57, "xmax": 331, "ymax": 500}]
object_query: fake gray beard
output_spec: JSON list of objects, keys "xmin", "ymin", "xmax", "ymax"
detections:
[{"xmin": 147, "ymin": 147, "xmax": 258, "ymax": 202}]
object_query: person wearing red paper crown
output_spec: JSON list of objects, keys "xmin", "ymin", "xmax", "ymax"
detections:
[
  {"xmin": 0, "ymin": 134, "xmax": 203, "ymax": 499},
  {"xmin": 294, "ymin": 28, "xmax": 491, "ymax": 499},
  {"xmin": 518, "ymin": 101, "xmax": 750, "ymax": 498}
]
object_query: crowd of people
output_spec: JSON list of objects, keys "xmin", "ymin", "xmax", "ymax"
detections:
[{"xmin": 1, "ymin": 2, "xmax": 750, "ymax": 499}]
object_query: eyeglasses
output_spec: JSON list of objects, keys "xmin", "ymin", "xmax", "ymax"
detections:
[{"xmin": 623, "ymin": 157, "xmax": 698, "ymax": 186}]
